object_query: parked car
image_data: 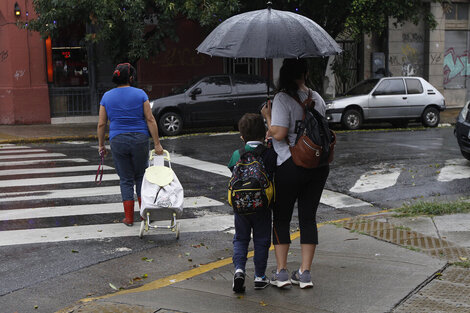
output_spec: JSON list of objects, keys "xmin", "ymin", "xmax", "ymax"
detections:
[
  {"xmin": 149, "ymin": 74, "xmax": 273, "ymax": 136},
  {"xmin": 325, "ymin": 77, "xmax": 446, "ymax": 130},
  {"xmin": 455, "ymin": 100, "xmax": 470, "ymax": 161}
]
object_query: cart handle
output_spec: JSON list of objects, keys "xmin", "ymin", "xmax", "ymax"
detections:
[{"xmin": 149, "ymin": 149, "xmax": 170, "ymax": 162}]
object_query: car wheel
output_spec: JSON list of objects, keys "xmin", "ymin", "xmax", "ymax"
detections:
[
  {"xmin": 421, "ymin": 107, "xmax": 440, "ymax": 127},
  {"xmin": 341, "ymin": 109, "xmax": 363, "ymax": 130},
  {"xmin": 461, "ymin": 150, "xmax": 470, "ymax": 161},
  {"xmin": 159, "ymin": 112, "xmax": 183, "ymax": 136}
]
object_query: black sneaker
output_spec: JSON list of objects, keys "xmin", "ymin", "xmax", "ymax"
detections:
[
  {"xmin": 232, "ymin": 269, "xmax": 245, "ymax": 293},
  {"xmin": 254, "ymin": 275, "xmax": 270, "ymax": 289}
]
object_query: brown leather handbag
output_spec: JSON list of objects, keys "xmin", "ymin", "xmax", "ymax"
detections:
[{"xmin": 289, "ymin": 93, "xmax": 336, "ymax": 168}]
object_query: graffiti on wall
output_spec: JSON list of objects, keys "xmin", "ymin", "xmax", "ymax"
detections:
[
  {"xmin": 0, "ymin": 50, "xmax": 8, "ymax": 62},
  {"xmin": 443, "ymin": 48, "xmax": 469, "ymax": 85}
]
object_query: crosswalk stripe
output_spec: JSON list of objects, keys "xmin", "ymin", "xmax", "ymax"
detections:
[
  {"xmin": 0, "ymin": 214, "xmax": 234, "ymax": 247},
  {"xmin": 0, "ymin": 149, "xmax": 47, "ymax": 154},
  {"xmin": 0, "ymin": 158, "xmax": 89, "ymax": 166},
  {"xmin": 350, "ymin": 166, "xmax": 401, "ymax": 193},
  {"xmin": 0, "ymin": 185, "xmax": 120, "ymax": 202},
  {"xmin": 438, "ymin": 158, "xmax": 470, "ymax": 182},
  {"xmin": 172, "ymin": 154, "xmax": 232, "ymax": 177},
  {"xmin": 0, "ymin": 165, "xmax": 114, "ymax": 177},
  {"xmin": 0, "ymin": 145, "xmax": 30, "ymax": 149},
  {"xmin": 0, "ymin": 152, "xmax": 66, "ymax": 160},
  {"xmin": 0, "ymin": 197, "xmax": 224, "ymax": 221},
  {"xmin": 321, "ymin": 189, "xmax": 371, "ymax": 208},
  {"xmin": 0, "ymin": 174, "xmax": 120, "ymax": 188}
]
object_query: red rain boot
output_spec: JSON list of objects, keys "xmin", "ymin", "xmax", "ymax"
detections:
[
  {"xmin": 138, "ymin": 197, "xmax": 144, "ymax": 221},
  {"xmin": 122, "ymin": 200, "xmax": 134, "ymax": 226}
]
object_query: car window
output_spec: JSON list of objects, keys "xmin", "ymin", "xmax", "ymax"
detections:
[
  {"xmin": 345, "ymin": 79, "xmax": 379, "ymax": 96},
  {"xmin": 374, "ymin": 79, "xmax": 406, "ymax": 95},
  {"xmin": 405, "ymin": 79, "xmax": 424, "ymax": 94},
  {"xmin": 194, "ymin": 76, "xmax": 232, "ymax": 95},
  {"xmin": 233, "ymin": 75, "xmax": 268, "ymax": 94}
]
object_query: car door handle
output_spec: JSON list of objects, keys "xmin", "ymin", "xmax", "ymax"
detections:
[{"xmin": 402, "ymin": 97, "xmax": 407, "ymax": 100}]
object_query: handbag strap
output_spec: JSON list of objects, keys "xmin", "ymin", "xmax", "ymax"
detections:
[
  {"xmin": 95, "ymin": 150, "xmax": 104, "ymax": 185},
  {"xmin": 285, "ymin": 90, "xmax": 313, "ymax": 146}
]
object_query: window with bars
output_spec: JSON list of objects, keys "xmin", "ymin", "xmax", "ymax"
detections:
[
  {"xmin": 445, "ymin": 3, "xmax": 469, "ymax": 20},
  {"xmin": 224, "ymin": 58, "xmax": 260, "ymax": 75}
]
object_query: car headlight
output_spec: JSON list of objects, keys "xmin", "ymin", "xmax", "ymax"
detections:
[
  {"xmin": 325, "ymin": 101, "xmax": 334, "ymax": 109},
  {"xmin": 460, "ymin": 102, "xmax": 469, "ymax": 120}
]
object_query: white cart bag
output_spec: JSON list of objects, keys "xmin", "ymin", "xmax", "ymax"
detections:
[{"xmin": 139, "ymin": 149, "xmax": 183, "ymax": 238}]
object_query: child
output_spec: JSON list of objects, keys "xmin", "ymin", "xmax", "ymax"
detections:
[{"xmin": 227, "ymin": 113, "xmax": 276, "ymax": 293}]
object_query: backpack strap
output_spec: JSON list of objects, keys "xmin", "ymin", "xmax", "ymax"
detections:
[{"xmin": 239, "ymin": 144, "xmax": 266, "ymax": 158}]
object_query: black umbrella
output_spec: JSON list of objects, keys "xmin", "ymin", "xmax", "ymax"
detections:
[{"xmin": 197, "ymin": 2, "xmax": 342, "ymax": 97}]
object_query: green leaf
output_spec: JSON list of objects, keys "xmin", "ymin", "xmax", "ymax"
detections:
[{"xmin": 109, "ymin": 283, "xmax": 118, "ymax": 290}]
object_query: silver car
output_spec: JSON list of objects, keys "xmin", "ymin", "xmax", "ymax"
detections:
[{"xmin": 325, "ymin": 77, "xmax": 446, "ymax": 130}]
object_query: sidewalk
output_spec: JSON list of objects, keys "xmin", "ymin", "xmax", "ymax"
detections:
[
  {"xmin": 0, "ymin": 108, "xmax": 461, "ymax": 144},
  {"xmin": 57, "ymin": 211, "xmax": 470, "ymax": 313}
]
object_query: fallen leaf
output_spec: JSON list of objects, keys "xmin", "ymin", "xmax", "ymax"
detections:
[
  {"xmin": 145, "ymin": 258, "xmax": 154, "ymax": 263},
  {"xmin": 109, "ymin": 283, "xmax": 118, "ymax": 291},
  {"xmin": 185, "ymin": 252, "xmax": 191, "ymax": 256},
  {"xmin": 133, "ymin": 277, "xmax": 142, "ymax": 281},
  {"xmin": 237, "ymin": 295, "xmax": 244, "ymax": 299},
  {"xmin": 259, "ymin": 301, "xmax": 267, "ymax": 307},
  {"xmin": 34, "ymin": 305, "xmax": 38, "ymax": 309},
  {"xmin": 71, "ymin": 250, "xmax": 79, "ymax": 253},
  {"xmin": 97, "ymin": 230, "xmax": 103, "ymax": 232},
  {"xmin": 142, "ymin": 274, "xmax": 148, "ymax": 279},
  {"xmin": 188, "ymin": 258, "xmax": 193, "ymax": 262},
  {"xmin": 459, "ymin": 257, "xmax": 468, "ymax": 261}
]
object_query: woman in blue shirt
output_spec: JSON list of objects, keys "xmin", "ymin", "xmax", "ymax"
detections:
[{"xmin": 97, "ymin": 63, "xmax": 163, "ymax": 226}]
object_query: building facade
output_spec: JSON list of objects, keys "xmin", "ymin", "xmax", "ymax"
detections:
[{"xmin": 1, "ymin": 1, "xmax": 468, "ymax": 125}]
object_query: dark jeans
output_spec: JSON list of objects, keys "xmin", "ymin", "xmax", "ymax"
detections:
[
  {"xmin": 273, "ymin": 157, "xmax": 329, "ymax": 245},
  {"xmin": 110, "ymin": 132, "xmax": 149, "ymax": 201},
  {"xmin": 233, "ymin": 208, "xmax": 272, "ymax": 278}
]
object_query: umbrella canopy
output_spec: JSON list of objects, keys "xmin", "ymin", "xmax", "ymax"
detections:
[{"xmin": 197, "ymin": 5, "xmax": 342, "ymax": 59}]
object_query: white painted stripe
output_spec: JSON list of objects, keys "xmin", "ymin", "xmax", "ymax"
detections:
[
  {"xmin": 0, "ymin": 197, "xmax": 224, "ymax": 221},
  {"xmin": 437, "ymin": 158, "xmax": 470, "ymax": 182},
  {"xmin": 0, "ymin": 165, "xmax": 114, "ymax": 177},
  {"xmin": 0, "ymin": 145, "xmax": 30, "ymax": 149},
  {"xmin": 60, "ymin": 141, "xmax": 89, "ymax": 145},
  {"xmin": 0, "ymin": 149, "xmax": 47, "ymax": 154},
  {"xmin": 0, "ymin": 214, "xmax": 234, "ymax": 246},
  {"xmin": 0, "ymin": 158, "xmax": 88, "ymax": 166},
  {"xmin": 350, "ymin": 166, "xmax": 401, "ymax": 193},
  {"xmin": 321, "ymin": 189, "xmax": 371, "ymax": 208},
  {"xmin": 0, "ymin": 153, "xmax": 66, "ymax": 160},
  {"xmin": 171, "ymin": 154, "xmax": 232, "ymax": 177},
  {"xmin": 0, "ymin": 185, "xmax": 120, "ymax": 202},
  {"xmin": 0, "ymin": 174, "xmax": 120, "ymax": 188}
]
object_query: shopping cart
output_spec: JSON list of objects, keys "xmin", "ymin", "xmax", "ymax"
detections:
[{"xmin": 139, "ymin": 150, "xmax": 183, "ymax": 239}]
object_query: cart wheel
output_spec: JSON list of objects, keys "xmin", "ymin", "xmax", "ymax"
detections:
[
  {"xmin": 175, "ymin": 222, "xmax": 180, "ymax": 240},
  {"xmin": 139, "ymin": 220, "xmax": 145, "ymax": 239}
]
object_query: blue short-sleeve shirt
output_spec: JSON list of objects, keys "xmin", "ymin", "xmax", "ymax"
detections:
[{"xmin": 100, "ymin": 87, "xmax": 150, "ymax": 140}]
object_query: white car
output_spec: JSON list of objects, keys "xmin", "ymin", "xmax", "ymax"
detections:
[{"xmin": 326, "ymin": 77, "xmax": 446, "ymax": 130}]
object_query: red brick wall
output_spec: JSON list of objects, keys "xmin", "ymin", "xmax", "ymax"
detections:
[
  {"xmin": 0, "ymin": 0, "xmax": 50, "ymax": 124},
  {"xmin": 138, "ymin": 19, "xmax": 224, "ymax": 99}
]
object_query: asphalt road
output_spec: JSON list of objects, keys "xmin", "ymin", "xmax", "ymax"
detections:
[{"xmin": 1, "ymin": 126, "xmax": 469, "ymax": 312}]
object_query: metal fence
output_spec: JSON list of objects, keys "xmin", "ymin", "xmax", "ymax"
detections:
[{"xmin": 49, "ymin": 86, "xmax": 102, "ymax": 117}]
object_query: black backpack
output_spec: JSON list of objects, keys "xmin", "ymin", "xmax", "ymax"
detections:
[
  {"xmin": 228, "ymin": 146, "xmax": 274, "ymax": 215},
  {"xmin": 290, "ymin": 93, "xmax": 336, "ymax": 168}
]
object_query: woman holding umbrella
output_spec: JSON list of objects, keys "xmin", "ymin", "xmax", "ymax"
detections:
[{"xmin": 261, "ymin": 58, "xmax": 329, "ymax": 289}]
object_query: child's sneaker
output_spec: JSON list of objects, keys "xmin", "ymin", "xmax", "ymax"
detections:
[
  {"xmin": 270, "ymin": 269, "xmax": 291, "ymax": 288},
  {"xmin": 232, "ymin": 269, "xmax": 245, "ymax": 293},
  {"xmin": 291, "ymin": 269, "xmax": 314, "ymax": 289},
  {"xmin": 254, "ymin": 275, "xmax": 270, "ymax": 290}
]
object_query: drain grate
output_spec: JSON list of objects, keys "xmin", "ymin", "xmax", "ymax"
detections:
[{"xmin": 342, "ymin": 217, "xmax": 470, "ymax": 262}]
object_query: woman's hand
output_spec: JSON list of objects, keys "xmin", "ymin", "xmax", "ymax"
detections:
[
  {"xmin": 98, "ymin": 145, "xmax": 108, "ymax": 157},
  {"xmin": 261, "ymin": 100, "xmax": 272, "ymax": 120},
  {"xmin": 154, "ymin": 142, "xmax": 164, "ymax": 155}
]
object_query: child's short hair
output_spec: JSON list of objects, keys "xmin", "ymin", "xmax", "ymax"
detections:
[{"xmin": 238, "ymin": 113, "xmax": 266, "ymax": 143}]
